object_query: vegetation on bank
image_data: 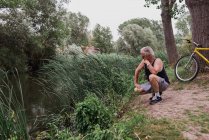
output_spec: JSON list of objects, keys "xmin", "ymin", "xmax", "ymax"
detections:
[{"xmin": 0, "ymin": 52, "xmax": 186, "ymax": 140}]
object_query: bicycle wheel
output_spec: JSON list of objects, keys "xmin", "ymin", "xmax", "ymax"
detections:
[{"xmin": 175, "ymin": 55, "xmax": 199, "ymax": 82}]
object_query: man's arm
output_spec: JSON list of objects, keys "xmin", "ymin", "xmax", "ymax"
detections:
[
  {"xmin": 134, "ymin": 60, "xmax": 144, "ymax": 88},
  {"xmin": 144, "ymin": 58, "xmax": 163, "ymax": 74}
]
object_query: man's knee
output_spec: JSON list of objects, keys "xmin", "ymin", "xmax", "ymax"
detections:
[{"xmin": 149, "ymin": 74, "xmax": 157, "ymax": 82}]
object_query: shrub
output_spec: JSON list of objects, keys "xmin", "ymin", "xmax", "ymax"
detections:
[
  {"xmin": 83, "ymin": 126, "xmax": 117, "ymax": 140},
  {"xmin": 75, "ymin": 95, "xmax": 113, "ymax": 134},
  {"xmin": 83, "ymin": 114, "xmax": 146, "ymax": 140}
]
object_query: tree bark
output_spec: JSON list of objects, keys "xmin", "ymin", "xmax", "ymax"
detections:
[
  {"xmin": 185, "ymin": 0, "xmax": 209, "ymax": 71},
  {"xmin": 161, "ymin": 0, "xmax": 178, "ymax": 66}
]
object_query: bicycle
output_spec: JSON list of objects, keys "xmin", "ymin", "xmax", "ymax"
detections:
[{"xmin": 174, "ymin": 39, "xmax": 209, "ymax": 82}]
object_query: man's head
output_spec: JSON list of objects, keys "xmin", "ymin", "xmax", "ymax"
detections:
[{"xmin": 140, "ymin": 46, "xmax": 155, "ymax": 60}]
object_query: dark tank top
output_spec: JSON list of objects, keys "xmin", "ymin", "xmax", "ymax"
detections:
[{"xmin": 144, "ymin": 59, "xmax": 170, "ymax": 84}]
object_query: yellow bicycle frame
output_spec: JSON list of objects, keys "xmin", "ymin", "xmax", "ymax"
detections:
[{"xmin": 194, "ymin": 48, "xmax": 209, "ymax": 64}]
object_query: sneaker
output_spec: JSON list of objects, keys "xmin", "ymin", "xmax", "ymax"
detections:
[
  {"xmin": 149, "ymin": 96, "xmax": 162, "ymax": 105},
  {"xmin": 150, "ymin": 92, "xmax": 162, "ymax": 100},
  {"xmin": 157, "ymin": 96, "xmax": 162, "ymax": 101}
]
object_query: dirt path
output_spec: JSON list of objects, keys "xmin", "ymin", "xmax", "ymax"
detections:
[{"xmin": 128, "ymin": 75, "xmax": 209, "ymax": 140}]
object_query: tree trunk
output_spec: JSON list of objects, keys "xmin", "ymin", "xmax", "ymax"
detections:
[
  {"xmin": 161, "ymin": 0, "xmax": 178, "ymax": 66},
  {"xmin": 185, "ymin": 0, "xmax": 209, "ymax": 71}
]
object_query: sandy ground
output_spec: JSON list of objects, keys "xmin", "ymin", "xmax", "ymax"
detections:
[{"xmin": 127, "ymin": 74, "xmax": 209, "ymax": 140}]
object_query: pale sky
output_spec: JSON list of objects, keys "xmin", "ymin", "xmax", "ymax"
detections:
[{"xmin": 66, "ymin": 0, "xmax": 162, "ymax": 41}]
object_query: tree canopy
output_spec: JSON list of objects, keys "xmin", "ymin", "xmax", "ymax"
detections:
[
  {"xmin": 91, "ymin": 24, "xmax": 113, "ymax": 53},
  {"xmin": 0, "ymin": 0, "xmax": 70, "ymax": 72},
  {"xmin": 116, "ymin": 24, "xmax": 158, "ymax": 56}
]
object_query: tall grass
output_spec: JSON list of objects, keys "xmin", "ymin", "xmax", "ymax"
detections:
[
  {"xmin": 38, "ymin": 53, "xmax": 140, "ymax": 111},
  {"xmin": 0, "ymin": 70, "xmax": 28, "ymax": 140},
  {"xmin": 39, "ymin": 52, "xmax": 170, "ymax": 109}
]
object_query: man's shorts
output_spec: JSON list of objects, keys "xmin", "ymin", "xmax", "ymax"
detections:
[{"xmin": 140, "ymin": 77, "xmax": 169, "ymax": 93}]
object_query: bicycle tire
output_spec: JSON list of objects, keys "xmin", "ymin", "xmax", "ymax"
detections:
[{"xmin": 175, "ymin": 55, "xmax": 199, "ymax": 82}]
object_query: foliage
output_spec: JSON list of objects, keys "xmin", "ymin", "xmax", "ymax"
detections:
[
  {"xmin": 118, "ymin": 18, "xmax": 164, "ymax": 47},
  {"xmin": 175, "ymin": 12, "xmax": 192, "ymax": 45},
  {"xmin": 144, "ymin": 0, "xmax": 186, "ymax": 19},
  {"xmin": 176, "ymin": 34, "xmax": 193, "ymax": 56},
  {"xmin": 24, "ymin": 0, "xmax": 70, "ymax": 70},
  {"xmin": 118, "ymin": 24, "xmax": 158, "ymax": 56},
  {"xmin": 75, "ymin": 95, "xmax": 113, "ymax": 134},
  {"xmin": 83, "ymin": 126, "xmax": 118, "ymax": 140},
  {"xmin": 0, "ymin": 46, "xmax": 27, "ymax": 73},
  {"xmin": 116, "ymin": 18, "xmax": 165, "ymax": 55},
  {"xmin": 83, "ymin": 114, "xmax": 146, "ymax": 140},
  {"xmin": 0, "ymin": 0, "xmax": 26, "ymax": 8},
  {"xmin": 37, "ymin": 113, "xmax": 146, "ymax": 140},
  {"xmin": 115, "ymin": 37, "xmax": 131, "ymax": 55},
  {"xmin": 0, "ymin": 10, "xmax": 29, "ymax": 72},
  {"xmin": 56, "ymin": 44, "xmax": 83, "ymax": 55},
  {"xmin": 92, "ymin": 24, "xmax": 113, "ymax": 53},
  {"xmin": 175, "ymin": 12, "xmax": 191, "ymax": 37},
  {"xmin": 29, "ymin": 110, "xmax": 79, "ymax": 140},
  {"xmin": 95, "ymin": 112, "xmax": 184, "ymax": 140},
  {"xmin": 0, "ymin": 0, "xmax": 70, "ymax": 72},
  {"xmin": 65, "ymin": 12, "xmax": 90, "ymax": 46},
  {"xmin": 34, "ymin": 106, "xmax": 184, "ymax": 140}
]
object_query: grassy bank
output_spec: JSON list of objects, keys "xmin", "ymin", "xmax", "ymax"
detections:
[{"xmin": 0, "ymin": 52, "xmax": 186, "ymax": 139}]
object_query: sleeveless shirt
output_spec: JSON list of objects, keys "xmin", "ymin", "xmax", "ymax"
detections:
[{"xmin": 144, "ymin": 59, "xmax": 170, "ymax": 84}]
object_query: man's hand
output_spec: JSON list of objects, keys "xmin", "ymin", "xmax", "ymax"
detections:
[
  {"xmin": 134, "ymin": 87, "xmax": 144, "ymax": 93},
  {"xmin": 134, "ymin": 84, "xmax": 143, "ymax": 93},
  {"xmin": 143, "ymin": 59, "xmax": 151, "ymax": 66},
  {"xmin": 135, "ymin": 84, "xmax": 141, "ymax": 89}
]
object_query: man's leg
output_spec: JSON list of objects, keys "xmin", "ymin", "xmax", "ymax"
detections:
[
  {"xmin": 149, "ymin": 74, "xmax": 162, "ymax": 104},
  {"xmin": 149, "ymin": 93, "xmax": 155, "ymax": 100},
  {"xmin": 149, "ymin": 74, "xmax": 160, "ymax": 92}
]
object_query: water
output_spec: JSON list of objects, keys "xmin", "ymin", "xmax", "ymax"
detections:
[
  {"xmin": 20, "ymin": 75, "xmax": 47, "ymax": 120},
  {"xmin": 1, "ymin": 73, "xmax": 53, "ymax": 121}
]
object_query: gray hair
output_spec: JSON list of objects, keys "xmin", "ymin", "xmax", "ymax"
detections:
[{"xmin": 140, "ymin": 46, "xmax": 155, "ymax": 56}]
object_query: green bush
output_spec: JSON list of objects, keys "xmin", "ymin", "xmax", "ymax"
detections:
[
  {"xmin": 83, "ymin": 126, "xmax": 117, "ymax": 140},
  {"xmin": 83, "ymin": 114, "xmax": 146, "ymax": 140},
  {"xmin": 75, "ymin": 95, "xmax": 113, "ymax": 134}
]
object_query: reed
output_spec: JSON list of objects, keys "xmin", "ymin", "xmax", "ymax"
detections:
[
  {"xmin": 38, "ymin": 53, "xmax": 139, "ymax": 110},
  {"xmin": 0, "ymin": 70, "xmax": 28, "ymax": 140}
]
